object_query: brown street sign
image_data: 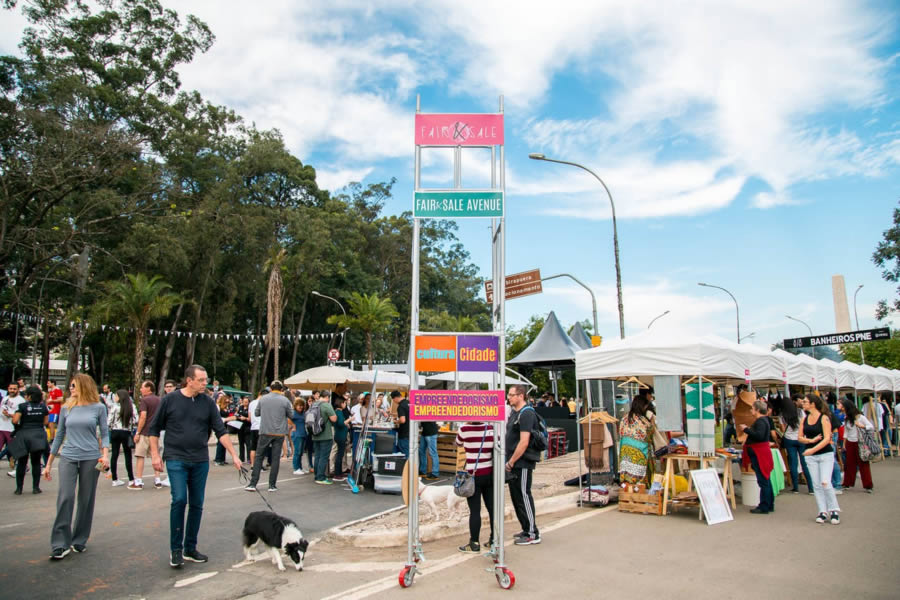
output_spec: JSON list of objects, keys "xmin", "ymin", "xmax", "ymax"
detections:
[{"xmin": 485, "ymin": 269, "xmax": 542, "ymax": 302}]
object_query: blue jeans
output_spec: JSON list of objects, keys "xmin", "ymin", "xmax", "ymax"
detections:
[
  {"xmin": 292, "ymin": 433, "xmax": 307, "ymax": 471},
  {"xmin": 783, "ymin": 438, "xmax": 813, "ymax": 493},
  {"xmin": 396, "ymin": 437, "xmax": 409, "ymax": 458},
  {"xmin": 419, "ymin": 434, "xmax": 439, "ymax": 477},
  {"xmin": 831, "ymin": 433, "xmax": 842, "ymax": 491},
  {"xmin": 313, "ymin": 439, "xmax": 332, "ymax": 481},
  {"xmin": 166, "ymin": 460, "xmax": 209, "ymax": 552},
  {"xmin": 806, "ymin": 452, "xmax": 840, "ymax": 514},
  {"xmin": 749, "ymin": 448, "xmax": 774, "ymax": 512},
  {"xmin": 214, "ymin": 441, "xmax": 226, "ymax": 464}
]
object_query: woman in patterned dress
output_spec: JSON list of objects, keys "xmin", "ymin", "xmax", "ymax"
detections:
[{"xmin": 618, "ymin": 389, "xmax": 656, "ymax": 486}]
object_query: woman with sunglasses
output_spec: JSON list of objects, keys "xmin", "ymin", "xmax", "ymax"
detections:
[{"xmin": 43, "ymin": 374, "xmax": 110, "ymax": 559}]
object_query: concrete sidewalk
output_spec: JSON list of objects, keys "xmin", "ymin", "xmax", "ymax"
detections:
[{"xmin": 214, "ymin": 457, "xmax": 900, "ymax": 600}]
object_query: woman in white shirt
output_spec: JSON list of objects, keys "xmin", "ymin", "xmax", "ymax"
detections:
[
  {"xmin": 107, "ymin": 390, "xmax": 138, "ymax": 488},
  {"xmin": 839, "ymin": 398, "xmax": 874, "ymax": 493}
]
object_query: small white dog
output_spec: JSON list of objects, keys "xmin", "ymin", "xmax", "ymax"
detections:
[{"xmin": 418, "ymin": 480, "xmax": 467, "ymax": 519}]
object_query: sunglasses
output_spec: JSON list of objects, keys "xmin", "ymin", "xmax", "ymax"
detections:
[{"xmin": 69, "ymin": 384, "xmax": 76, "ymax": 389}]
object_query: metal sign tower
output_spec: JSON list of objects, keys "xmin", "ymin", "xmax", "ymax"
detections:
[{"xmin": 400, "ymin": 95, "xmax": 513, "ymax": 589}]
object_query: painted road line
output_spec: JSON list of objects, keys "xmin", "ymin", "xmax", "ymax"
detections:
[
  {"xmin": 222, "ymin": 477, "xmax": 303, "ymax": 492},
  {"xmin": 0, "ymin": 522, "xmax": 24, "ymax": 529},
  {"xmin": 305, "ymin": 562, "xmax": 399, "ymax": 573},
  {"xmin": 320, "ymin": 505, "xmax": 616, "ymax": 600},
  {"xmin": 174, "ymin": 571, "xmax": 218, "ymax": 588}
]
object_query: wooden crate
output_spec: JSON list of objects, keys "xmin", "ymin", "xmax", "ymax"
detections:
[
  {"xmin": 618, "ymin": 491, "xmax": 663, "ymax": 515},
  {"xmin": 436, "ymin": 432, "xmax": 458, "ymax": 473}
]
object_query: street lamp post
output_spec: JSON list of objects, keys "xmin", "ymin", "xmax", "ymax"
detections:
[
  {"xmin": 740, "ymin": 332, "xmax": 756, "ymax": 343},
  {"xmin": 786, "ymin": 315, "xmax": 815, "ymax": 359},
  {"xmin": 647, "ymin": 310, "xmax": 670, "ymax": 329},
  {"xmin": 698, "ymin": 282, "xmax": 740, "ymax": 343},
  {"xmin": 529, "ymin": 153, "xmax": 625, "ymax": 339},
  {"xmin": 312, "ymin": 291, "xmax": 347, "ymax": 362},
  {"xmin": 541, "ymin": 273, "xmax": 598, "ymax": 336},
  {"xmin": 853, "ymin": 284, "xmax": 865, "ymax": 365}
]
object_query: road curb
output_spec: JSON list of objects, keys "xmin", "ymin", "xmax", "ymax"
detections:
[{"xmin": 323, "ymin": 491, "xmax": 582, "ymax": 548}]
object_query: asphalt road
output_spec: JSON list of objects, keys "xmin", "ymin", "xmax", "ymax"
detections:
[{"xmin": 0, "ymin": 441, "xmax": 402, "ymax": 600}]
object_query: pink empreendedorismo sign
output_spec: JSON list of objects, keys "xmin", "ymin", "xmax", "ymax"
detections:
[
  {"xmin": 415, "ymin": 113, "xmax": 504, "ymax": 146},
  {"xmin": 409, "ymin": 389, "xmax": 506, "ymax": 422}
]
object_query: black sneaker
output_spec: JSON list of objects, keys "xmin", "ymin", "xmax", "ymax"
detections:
[
  {"xmin": 13, "ymin": 489, "xmax": 22, "ymax": 495},
  {"xmin": 815, "ymin": 512, "xmax": 827, "ymax": 524},
  {"xmin": 51, "ymin": 547, "xmax": 70, "ymax": 560},
  {"xmin": 830, "ymin": 512, "xmax": 841, "ymax": 525},
  {"xmin": 512, "ymin": 531, "xmax": 528, "ymax": 540},
  {"xmin": 458, "ymin": 541, "xmax": 480, "ymax": 553},
  {"xmin": 71, "ymin": 544, "xmax": 86, "ymax": 553},
  {"xmin": 514, "ymin": 533, "xmax": 541, "ymax": 545},
  {"xmin": 32, "ymin": 488, "xmax": 42, "ymax": 494},
  {"xmin": 184, "ymin": 549, "xmax": 208, "ymax": 563},
  {"xmin": 267, "ymin": 486, "xmax": 278, "ymax": 492},
  {"xmin": 170, "ymin": 550, "xmax": 184, "ymax": 568}
]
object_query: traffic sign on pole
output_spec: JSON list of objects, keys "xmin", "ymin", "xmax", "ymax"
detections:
[
  {"xmin": 328, "ymin": 348, "xmax": 340, "ymax": 361},
  {"xmin": 484, "ymin": 269, "xmax": 542, "ymax": 303}
]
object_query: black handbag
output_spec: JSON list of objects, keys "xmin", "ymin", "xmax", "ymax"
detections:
[
  {"xmin": 7, "ymin": 434, "xmax": 28, "ymax": 460},
  {"xmin": 453, "ymin": 427, "xmax": 488, "ymax": 498}
]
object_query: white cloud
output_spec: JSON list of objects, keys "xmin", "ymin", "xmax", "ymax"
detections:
[{"xmin": 315, "ymin": 166, "xmax": 374, "ymax": 192}]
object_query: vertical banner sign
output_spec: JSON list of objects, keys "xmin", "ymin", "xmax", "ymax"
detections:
[
  {"xmin": 685, "ymin": 382, "xmax": 715, "ymax": 456},
  {"xmin": 409, "ymin": 390, "xmax": 506, "ymax": 422},
  {"xmin": 415, "ymin": 114, "xmax": 504, "ymax": 146}
]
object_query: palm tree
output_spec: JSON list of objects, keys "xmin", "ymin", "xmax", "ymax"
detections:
[
  {"xmin": 94, "ymin": 274, "xmax": 185, "ymax": 395},
  {"xmin": 327, "ymin": 292, "xmax": 399, "ymax": 370},
  {"xmin": 262, "ymin": 248, "xmax": 287, "ymax": 381}
]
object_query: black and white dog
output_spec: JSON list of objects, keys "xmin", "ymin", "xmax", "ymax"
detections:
[{"xmin": 242, "ymin": 511, "xmax": 309, "ymax": 572}]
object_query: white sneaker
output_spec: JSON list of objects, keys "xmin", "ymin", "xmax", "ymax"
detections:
[
  {"xmin": 111, "ymin": 480, "xmax": 125, "ymax": 487},
  {"xmin": 157, "ymin": 478, "xmax": 171, "ymax": 487},
  {"xmin": 834, "ymin": 489, "xmax": 843, "ymax": 495},
  {"xmin": 293, "ymin": 469, "xmax": 307, "ymax": 475},
  {"xmin": 6, "ymin": 470, "xmax": 14, "ymax": 478}
]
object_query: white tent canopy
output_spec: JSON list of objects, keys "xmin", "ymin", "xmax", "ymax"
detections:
[
  {"xmin": 575, "ymin": 328, "xmax": 900, "ymax": 394},
  {"xmin": 425, "ymin": 371, "xmax": 529, "ymax": 386}
]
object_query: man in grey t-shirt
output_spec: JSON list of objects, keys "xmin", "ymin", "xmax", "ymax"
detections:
[{"xmin": 245, "ymin": 381, "xmax": 294, "ymax": 492}]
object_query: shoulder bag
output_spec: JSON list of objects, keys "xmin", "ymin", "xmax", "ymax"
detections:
[{"xmin": 454, "ymin": 426, "xmax": 488, "ymax": 498}]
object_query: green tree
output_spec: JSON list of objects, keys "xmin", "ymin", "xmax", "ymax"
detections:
[
  {"xmin": 93, "ymin": 274, "xmax": 184, "ymax": 394},
  {"xmin": 873, "ymin": 200, "xmax": 900, "ymax": 319},
  {"xmin": 327, "ymin": 293, "xmax": 399, "ymax": 370}
]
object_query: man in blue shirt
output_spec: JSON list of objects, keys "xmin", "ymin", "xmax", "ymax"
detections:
[{"xmin": 149, "ymin": 365, "xmax": 242, "ymax": 568}]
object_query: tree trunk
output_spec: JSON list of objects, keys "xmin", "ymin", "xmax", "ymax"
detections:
[
  {"xmin": 39, "ymin": 320, "xmax": 50, "ymax": 385},
  {"xmin": 99, "ymin": 353, "xmax": 106, "ymax": 389},
  {"xmin": 65, "ymin": 248, "xmax": 91, "ymax": 384},
  {"xmin": 273, "ymin": 341, "xmax": 279, "ymax": 382},
  {"xmin": 157, "ymin": 303, "xmax": 184, "ymax": 392},
  {"xmin": 186, "ymin": 253, "xmax": 216, "ymax": 365},
  {"xmin": 132, "ymin": 329, "xmax": 146, "ymax": 398},
  {"xmin": 366, "ymin": 332, "xmax": 373, "ymax": 370},
  {"xmin": 290, "ymin": 295, "xmax": 308, "ymax": 375},
  {"xmin": 248, "ymin": 303, "xmax": 264, "ymax": 393},
  {"xmin": 260, "ymin": 345, "xmax": 271, "ymax": 387}
]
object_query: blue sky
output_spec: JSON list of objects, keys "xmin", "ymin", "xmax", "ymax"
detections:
[{"xmin": 4, "ymin": 1, "xmax": 900, "ymax": 349}]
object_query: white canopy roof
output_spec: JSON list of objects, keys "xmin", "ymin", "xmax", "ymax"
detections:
[
  {"xmin": 425, "ymin": 371, "xmax": 528, "ymax": 386},
  {"xmin": 575, "ymin": 328, "xmax": 900, "ymax": 391}
]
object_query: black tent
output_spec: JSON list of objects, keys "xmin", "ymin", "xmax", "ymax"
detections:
[{"xmin": 507, "ymin": 311, "xmax": 581, "ymax": 369}]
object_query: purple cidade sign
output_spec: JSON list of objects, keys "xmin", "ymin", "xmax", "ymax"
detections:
[{"xmin": 456, "ymin": 335, "xmax": 499, "ymax": 372}]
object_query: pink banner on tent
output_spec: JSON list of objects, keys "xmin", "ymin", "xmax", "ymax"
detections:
[
  {"xmin": 409, "ymin": 389, "xmax": 506, "ymax": 422},
  {"xmin": 415, "ymin": 113, "xmax": 504, "ymax": 146}
]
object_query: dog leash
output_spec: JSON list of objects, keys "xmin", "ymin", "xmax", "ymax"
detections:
[{"xmin": 238, "ymin": 464, "xmax": 277, "ymax": 513}]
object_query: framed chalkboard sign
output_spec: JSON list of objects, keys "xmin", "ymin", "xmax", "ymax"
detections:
[{"xmin": 690, "ymin": 468, "xmax": 734, "ymax": 525}]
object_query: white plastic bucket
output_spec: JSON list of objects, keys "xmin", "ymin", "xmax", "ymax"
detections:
[{"xmin": 741, "ymin": 472, "xmax": 760, "ymax": 506}]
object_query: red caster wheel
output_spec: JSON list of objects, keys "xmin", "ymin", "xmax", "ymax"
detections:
[
  {"xmin": 496, "ymin": 567, "xmax": 515, "ymax": 590},
  {"xmin": 399, "ymin": 566, "xmax": 415, "ymax": 588}
]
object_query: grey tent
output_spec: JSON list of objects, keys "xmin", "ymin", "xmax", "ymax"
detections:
[
  {"xmin": 507, "ymin": 311, "xmax": 582, "ymax": 368},
  {"xmin": 568, "ymin": 322, "xmax": 593, "ymax": 350}
]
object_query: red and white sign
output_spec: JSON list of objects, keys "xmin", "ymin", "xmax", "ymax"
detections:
[
  {"xmin": 415, "ymin": 113, "xmax": 504, "ymax": 146},
  {"xmin": 328, "ymin": 349, "xmax": 340, "ymax": 361}
]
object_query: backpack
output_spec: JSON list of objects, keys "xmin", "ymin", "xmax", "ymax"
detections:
[
  {"xmin": 516, "ymin": 406, "xmax": 548, "ymax": 460},
  {"xmin": 305, "ymin": 402, "xmax": 325, "ymax": 436}
]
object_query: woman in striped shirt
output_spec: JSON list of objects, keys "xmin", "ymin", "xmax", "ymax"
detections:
[{"xmin": 455, "ymin": 422, "xmax": 494, "ymax": 553}]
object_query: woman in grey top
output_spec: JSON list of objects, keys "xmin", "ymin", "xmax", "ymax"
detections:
[{"xmin": 43, "ymin": 373, "xmax": 110, "ymax": 560}]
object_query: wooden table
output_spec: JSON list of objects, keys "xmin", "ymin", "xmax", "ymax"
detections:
[{"xmin": 660, "ymin": 453, "xmax": 736, "ymax": 517}]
